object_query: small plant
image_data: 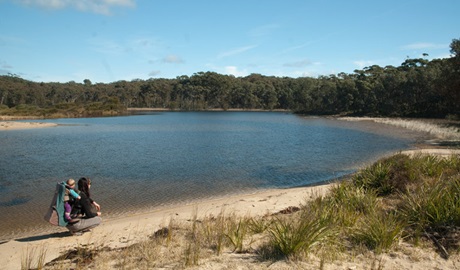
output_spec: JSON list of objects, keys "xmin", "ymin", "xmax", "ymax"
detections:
[{"xmin": 225, "ymin": 215, "xmax": 251, "ymax": 253}]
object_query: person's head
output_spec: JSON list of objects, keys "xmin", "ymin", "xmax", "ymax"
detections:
[
  {"xmin": 66, "ymin": 178, "xmax": 76, "ymax": 188},
  {"xmin": 78, "ymin": 177, "xmax": 92, "ymax": 197}
]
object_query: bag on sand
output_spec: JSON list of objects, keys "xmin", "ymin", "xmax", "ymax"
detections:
[
  {"xmin": 44, "ymin": 206, "xmax": 59, "ymax": 226},
  {"xmin": 43, "ymin": 182, "xmax": 68, "ymax": 227}
]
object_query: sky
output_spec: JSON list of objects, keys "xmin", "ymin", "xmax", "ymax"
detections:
[{"xmin": 0, "ymin": 0, "xmax": 459, "ymax": 84}]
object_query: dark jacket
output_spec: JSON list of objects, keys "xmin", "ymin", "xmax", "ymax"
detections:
[{"xmin": 73, "ymin": 192, "xmax": 97, "ymax": 219}]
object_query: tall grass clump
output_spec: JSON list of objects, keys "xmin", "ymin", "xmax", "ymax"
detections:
[
  {"xmin": 264, "ymin": 199, "xmax": 337, "ymax": 260},
  {"xmin": 351, "ymin": 212, "xmax": 404, "ymax": 254},
  {"xmin": 327, "ymin": 182, "xmax": 379, "ymax": 227},
  {"xmin": 200, "ymin": 211, "xmax": 228, "ymax": 255},
  {"xmin": 399, "ymin": 176, "xmax": 460, "ymax": 236},
  {"xmin": 199, "ymin": 211, "xmax": 257, "ymax": 255},
  {"xmin": 352, "ymin": 154, "xmax": 423, "ymax": 196}
]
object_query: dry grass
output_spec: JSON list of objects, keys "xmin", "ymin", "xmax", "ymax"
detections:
[{"xmin": 340, "ymin": 117, "xmax": 460, "ymax": 140}]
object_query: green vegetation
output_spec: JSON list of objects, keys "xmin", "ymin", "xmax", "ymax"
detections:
[
  {"xmin": 2, "ymin": 38, "xmax": 460, "ymax": 118},
  {"xmin": 37, "ymin": 153, "xmax": 460, "ymax": 269}
]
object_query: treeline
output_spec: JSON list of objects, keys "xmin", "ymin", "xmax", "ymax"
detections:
[{"xmin": 1, "ymin": 39, "xmax": 459, "ymax": 118}]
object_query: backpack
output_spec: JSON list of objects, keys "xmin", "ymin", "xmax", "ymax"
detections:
[{"xmin": 43, "ymin": 182, "xmax": 68, "ymax": 227}]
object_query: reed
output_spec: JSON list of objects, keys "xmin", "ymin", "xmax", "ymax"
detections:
[
  {"xmin": 183, "ymin": 211, "xmax": 202, "ymax": 267},
  {"xmin": 224, "ymin": 215, "xmax": 251, "ymax": 253},
  {"xmin": 199, "ymin": 211, "xmax": 228, "ymax": 255},
  {"xmin": 340, "ymin": 117, "xmax": 460, "ymax": 140},
  {"xmin": 247, "ymin": 216, "xmax": 272, "ymax": 234},
  {"xmin": 21, "ymin": 244, "xmax": 47, "ymax": 270}
]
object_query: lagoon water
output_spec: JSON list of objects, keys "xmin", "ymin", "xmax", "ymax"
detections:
[{"xmin": 0, "ymin": 112, "xmax": 421, "ymax": 240}]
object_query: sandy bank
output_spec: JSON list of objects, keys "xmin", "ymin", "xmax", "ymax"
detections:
[{"xmin": 0, "ymin": 121, "xmax": 57, "ymax": 130}]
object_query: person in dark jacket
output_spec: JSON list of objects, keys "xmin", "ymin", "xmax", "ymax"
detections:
[{"xmin": 66, "ymin": 177, "xmax": 102, "ymax": 235}]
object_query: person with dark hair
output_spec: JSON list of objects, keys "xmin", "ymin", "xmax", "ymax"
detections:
[{"xmin": 66, "ymin": 177, "xmax": 102, "ymax": 235}]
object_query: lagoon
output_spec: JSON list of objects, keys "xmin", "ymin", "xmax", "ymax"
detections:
[{"xmin": 0, "ymin": 112, "xmax": 421, "ymax": 240}]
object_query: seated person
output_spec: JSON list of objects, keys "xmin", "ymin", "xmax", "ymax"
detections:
[{"xmin": 66, "ymin": 177, "xmax": 102, "ymax": 235}]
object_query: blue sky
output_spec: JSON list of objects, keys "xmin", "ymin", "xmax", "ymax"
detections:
[{"xmin": 1, "ymin": 0, "xmax": 459, "ymax": 83}]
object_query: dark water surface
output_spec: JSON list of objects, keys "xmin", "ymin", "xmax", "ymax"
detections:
[{"xmin": 0, "ymin": 112, "xmax": 423, "ymax": 240}]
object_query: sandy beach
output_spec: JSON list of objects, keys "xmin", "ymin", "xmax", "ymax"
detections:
[
  {"xmin": 0, "ymin": 119, "xmax": 57, "ymax": 130},
  {"xmin": 0, "ymin": 184, "xmax": 332, "ymax": 269}
]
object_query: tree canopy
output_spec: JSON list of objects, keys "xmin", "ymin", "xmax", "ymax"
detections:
[{"xmin": 1, "ymin": 38, "xmax": 459, "ymax": 119}]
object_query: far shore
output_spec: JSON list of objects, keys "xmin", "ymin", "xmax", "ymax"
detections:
[
  {"xmin": 0, "ymin": 120, "xmax": 57, "ymax": 130},
  {"xmin": 126, "ymin": 107, "xmax": 290, "ymax": 112}
]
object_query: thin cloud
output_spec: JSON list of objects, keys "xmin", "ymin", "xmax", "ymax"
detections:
[
  {"xmin": 1, "ymin": 60, "xmax": 13, "ymax": 69},
  {"xmin": 224, "ymin": 66, "xmax": 247, "ymax": 77},
  {"xmin": 401, "ymin": 42, "xmax": 446, "ymax": 50},
  {"xmin": 281, "ymin": 42, "xmax": 313, "ymax": 54},
  {"xmin": 0, "ymin": 60, "xmax": 13, "ymax": 75},
  {"xmin": 148, "ymin": 70, "xmax": 161, "ymax": 77},
  {"xmin": 248, "ymin": 23, "xmax": 280, "ymax": 37},
  {"xmin": 13, "ymin": 0, "xmax": 136, "ymax": 15},
  {"xmin": 283, "ymin": 59, "xmax": 312, "ymax": 68},
  {"xmin": 162, "ymin": 55, "xmax": 184, "ymax": 64},
  {"xmin": 353, "ymin": 60, "xmax": 374, "ymax": 69},
  {"xmin": 217, "ymin": 45, "xmax": 258, "ymax": 59},
  {"xmin": 89, "ymin": 39, "xmax": 125, "ymax": 55}
]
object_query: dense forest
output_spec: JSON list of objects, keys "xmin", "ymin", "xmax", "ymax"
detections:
[{"xmin": 1, "ymin": 39, "xmax": 459, "ymax": 119}]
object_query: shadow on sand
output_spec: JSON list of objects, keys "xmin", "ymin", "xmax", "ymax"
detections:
[{"xmin": 15, "ymin": 231, "xmax": 70, "ymax": 243}]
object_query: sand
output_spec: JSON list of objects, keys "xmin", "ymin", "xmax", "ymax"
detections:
[
  {"xmin": 0, "ymin": 184, "xmax": 332, "ymax": 269},
  {"xmin": 0, "ymin": 120, "xmax": 57, "ymax": 130}
]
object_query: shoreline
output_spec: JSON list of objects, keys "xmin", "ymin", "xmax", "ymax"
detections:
[{"xmin": 0, "ymin": 183, "xmax": 334, "ymax": 269}]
